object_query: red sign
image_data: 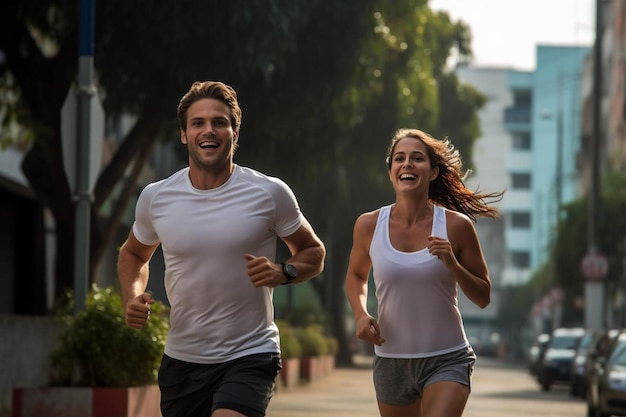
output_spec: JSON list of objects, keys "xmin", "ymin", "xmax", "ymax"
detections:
[{"xmin": 580, "ymin": 251, "xmax": 609, "ymax": 281}]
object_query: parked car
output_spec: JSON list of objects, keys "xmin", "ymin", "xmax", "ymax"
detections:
[
  {"xmin": 570, "ymin": 329, "xmax": 606, "ymax": 398},
  {"xmin": 587, "ymin": 329, "xmax": 626, "ymax": 417},
  {"xmin": 528, "ymin": 333, "xmax": 551, "ymax": 376},
  {"xmin": 571, "ymin": 328, "xmax": 620, "ymax": 399},
  {"xmin": 536, "ymin": 327, "xmax": 586, "ymax": 391}
]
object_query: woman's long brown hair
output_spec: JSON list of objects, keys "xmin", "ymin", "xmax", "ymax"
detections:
[{"xmin": 385, "ymin": 128, "xmax": 504, "ymax": 222}]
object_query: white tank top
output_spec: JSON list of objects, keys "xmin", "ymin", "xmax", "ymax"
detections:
[{"xmin": 370, "ymin": 204, "xmax": 469, "ymax": 358}]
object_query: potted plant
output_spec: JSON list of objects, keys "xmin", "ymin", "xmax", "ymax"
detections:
[
  {"xmin": 321, "ymin": 335, "xmax": 339, "ymax": 376},
  {"xmin": 275, "ymin": 320, "xmax": 302, "ymax": 390},
  {"xmin": 12, "ymin": 285, "xmax": 169, "ymax": 417},
  {"xmin": 296, "ymin": 324, "xmax": 328, "ymax": 382}
]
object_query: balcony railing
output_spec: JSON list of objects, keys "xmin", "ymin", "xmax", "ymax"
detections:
[{"xmin": 504, "ymin": 107, "xmax": 531, "ymax": 124}]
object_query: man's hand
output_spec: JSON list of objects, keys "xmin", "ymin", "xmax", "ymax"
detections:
[
  {"xmin": 244, "ymin": 254, "xmax": 285, "ymax": 288},
  {"xmin": 124, "ymin": 292, "xmax": 154, "ymax": 329}
]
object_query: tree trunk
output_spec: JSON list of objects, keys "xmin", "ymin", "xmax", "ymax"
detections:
[
  {"xmin": 309, "ymin": 220, "xmax": 355, "ymax": 367},
  {"xmin": 90, "ymin": 115, "xmax": 163, "ymax": 280},
  {"xmin": 21, "ymin": 129, "xmax": 75, "ymax": 302}
]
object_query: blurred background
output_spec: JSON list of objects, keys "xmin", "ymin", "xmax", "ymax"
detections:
[{"xmin": 1, "ymin": 0, "xmax": 625, "ymax": 412}]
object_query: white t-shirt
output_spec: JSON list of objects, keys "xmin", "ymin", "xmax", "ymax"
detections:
[
  {"xmin": 370, "ymin": 205, "xmax": 469, "ymax": 358},
  {"xmin": 133, "ymin": 165, "xmax": 304, "ymax": 363}
]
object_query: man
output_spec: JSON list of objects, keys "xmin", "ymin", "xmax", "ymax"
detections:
[{"xmin": 118, "ymin": 80, "xmax": 326, "ymax": 417}]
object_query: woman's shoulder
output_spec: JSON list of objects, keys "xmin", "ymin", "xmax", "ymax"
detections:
[
  {"xmin": 442, "ymin": 207, "xmax": 470, "ymax": 220},
  {"xmin": 357, "ymin": 208, "xmax": 379, "ymax": 219},
  {"xmin": 354, "ymin": 208, "xmax": 382, "ymax": 232},
  {"xmin": 442, "ymin": 207, "xmax": 474, "ymax": 230},
  {"xmin": 351, "ymin": 209, "xmax": 383, "ymax": 247}
]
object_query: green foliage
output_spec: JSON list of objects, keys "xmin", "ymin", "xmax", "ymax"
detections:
[
  {"xmin": 0, "ymin": 71, "xmax": 34, "ymax": 151},
  {"xmin": 276, "ymin": 302, "xmax": 327, "ymax": 328},
  {"xmin": 326, "ymin": 336, "xmax": 339, "ymax": 356},
  {"xmin": 494, "ymin": 171, "xmax": 626, "ymax": 338},
  {"xmin": 604, "ymin": 170, "xmax": 626, "ymax": 201},
  {"xmin": 435, "ymin": 71, "xmax": 487, "ymax": 173},
  {"xmin": 549, "ymin": 170, "xmax": 626, "ymax": 324},
  {"xmin": 495, "ymin": 284, "xmax": 536, "ymax": 335},
  {"xmin": 275, "ymin": 320, "xmax": 302, "ymax": 359},
  {"xmin": 94, "ymin": 0, "xmax": 313, "ymax": 115},
  {"xmin": 296, "ymin": 324, "xmax": 329, "ymax": 357},
  {"xmin": 49, "ymin": 285, "xmax": 169, "ymax": 387},
  {"xmin": 2, "ymin": 0, "xmax": 487, "ymax": 365},
  {"xmin": 276, "ymin": 320, "xmax": 337, "ymax": 358}
]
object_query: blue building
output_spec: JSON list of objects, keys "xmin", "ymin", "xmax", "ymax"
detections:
[
  {"xmin": 504, "ymin": 45, "xmax": 589, "ymax": 279},
  {"xmin": 457, "ymin": 45, "xmax": 589, "ymax": 340}
]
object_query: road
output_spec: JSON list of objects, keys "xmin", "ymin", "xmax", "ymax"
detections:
[
  {"xmin": 464, "ymin": 358, "xmax": 585, "ymax": 417},
  {"xmin": 267, "ymin": 356, "xmax": 587, "ymax": 417}
]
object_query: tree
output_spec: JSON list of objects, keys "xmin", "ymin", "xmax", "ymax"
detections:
[
  {"xmin": 272, "ymin": 3, "xmax": 485, "ymax": 363},
  {"xmin": 0, "ymin": 0, "xmax": 330, "ymax": 302},
  {"xmin": 1, "ymin": 0, "xmax": 486, "ymax": 364},
  {"xmin": 550, "ymin": 171, "xmax": 626, "ymax": 326}
]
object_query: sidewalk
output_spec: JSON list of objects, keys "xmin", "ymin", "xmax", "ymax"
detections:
[
  {"xmin": 266, "ymin": 355, "xmax": 530, "ymax": 417},
  {"xmin": 266, "ymin": 355, "xmax": 379, "ymax": 417}
]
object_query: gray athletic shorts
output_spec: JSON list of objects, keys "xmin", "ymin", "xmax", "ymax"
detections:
[{"xmin": 373, "ymin": 346, "xmax": 476, "ymax": 406}]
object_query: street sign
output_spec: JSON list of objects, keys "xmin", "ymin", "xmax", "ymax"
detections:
[
  {"xmin": 580, "ymin": 251, "xmax": 609, "ymax": 281},
  {"xmin": 61, "ymin": 84, "xmax": 104, "ymax": 195}
]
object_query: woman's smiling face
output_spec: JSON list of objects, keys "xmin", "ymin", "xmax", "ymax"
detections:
[{"xmin": 388, "ymin": 137, "xmax": 439, "ymax": 192}]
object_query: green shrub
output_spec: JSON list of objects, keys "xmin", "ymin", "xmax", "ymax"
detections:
[
  {"xmin": 50, "ymin": 285, "xmax": 169, "ymax": 387},
  {"xmin": 295, "ymin": 324, "xmax": 328, "ymax": 357},
  {"xmin": 325, "ymin": 336, "xmax": 339, "ymax": 356},
  {"xmin": 276, "ymin": 319, "xmax": 302, "ymax": 359},
  {"xmin": 276, "ymin": 304, "xmax": 327, "ymax": 328}
]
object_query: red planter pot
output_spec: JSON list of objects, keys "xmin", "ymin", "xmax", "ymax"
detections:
[
  {"xmin": 299, "ymin": 356, "xmax": 322, "ymax": 382},
  {"xmin": 12, "ymin": 385, "xmax": 161, "ymax": 417},
  {"xmin": 278, "ymin": 357, "xmax": 301, "ymax": 390}
]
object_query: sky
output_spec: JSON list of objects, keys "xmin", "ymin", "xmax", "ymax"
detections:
[{"xmin": 429, "ymin": 0, "xmax": 596, "ymax": 70}]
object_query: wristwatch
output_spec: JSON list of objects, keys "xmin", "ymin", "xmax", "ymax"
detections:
[{"xmin": 280, "ymin": 262, "xmax": 297, "ymax": 285}]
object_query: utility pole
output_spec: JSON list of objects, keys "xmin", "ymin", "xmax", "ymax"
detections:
[
  {"xmin": 73, "ymin": 0, "xmax": 96, "ymax": 314},
  {"xmin": 589, "ymin": 1, "xmax": 602, "ymax": 255},
  {"xmin": 584, "ymin": 0, "xmax": 607, "ymax": 330},
  {"xmin": 555, "ymin": 81, "xmax": 563, "ymax": 219}
]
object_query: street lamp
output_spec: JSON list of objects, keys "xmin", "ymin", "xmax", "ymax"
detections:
[
  {"xmin": 540, "ymin": 109, "xmax": 563, "ymax": 223},
  {"xmin": 540, "ymin": 108, "xmax": 564, "ymax": 331},
  {"xmin": 584, "ymin": 0, "xmax": 608, "ymax": 330}
]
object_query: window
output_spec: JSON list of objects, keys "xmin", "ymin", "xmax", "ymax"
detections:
[
  {"xmin": 511, "ymin": 212, "xmax": 531, "ymax": 228},
  {"xmin": 513, "ymin": 90, "xmax": 532, "ymax": 108},
  {"xmin": 512, "ymin": 133, "xmax": 531, "ymax": 150},
  {"xmin": 511, "ymin": 173, "xmax": 531, "ymax": 189},
  {"xmin": 510, "ymin": 251, "xmax": 530, "ymax": 268}
]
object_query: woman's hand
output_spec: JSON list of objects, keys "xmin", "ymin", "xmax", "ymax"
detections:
[
  {"xmin": 427, "ymin": 235, "xmax": 457, "ymax": 268},
  {"xmin": 356, "ymin": 315, "xmax": 385, "ymax": 346}
]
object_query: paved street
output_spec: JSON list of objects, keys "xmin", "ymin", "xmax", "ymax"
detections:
[
  {"xmin": 267, "ymin": 355, "xmax": 587, "ymax": 417},
  {"xmin": 464, "ymin": 358, "xmax": 585, "ymax": 417}
]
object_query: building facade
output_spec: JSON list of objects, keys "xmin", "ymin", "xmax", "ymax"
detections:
[
  {"xmin": 455, "ymin": 66, "xmax": 510, "ymax": 349},
  {"xmin": 503, "ymin": 46, "xmax": 589, "ymax": 278},
  {"xmin": 457, "ymin": 45, "xmax": 589, "ymax": 339}
]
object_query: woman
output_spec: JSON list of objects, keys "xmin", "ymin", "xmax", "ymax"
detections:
[{"xmin": 345, "ymin": 128, "xmax": 503, "ymax": 417}]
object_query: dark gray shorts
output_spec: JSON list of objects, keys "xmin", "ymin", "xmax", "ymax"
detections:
[
  {"xmin": 158, "ymin": 352, "xmax": 281, "ymax": 417},
  {"xmin": 373, "ymin": 346, "xmax": 476, "ymax": 406}
]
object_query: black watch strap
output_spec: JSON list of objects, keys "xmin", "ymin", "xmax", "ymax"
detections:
[{"xmin": 280, "ymin": 262, "xmax": 297, "ymax": 285}]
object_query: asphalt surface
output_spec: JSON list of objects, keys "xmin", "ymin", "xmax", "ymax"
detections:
[{"xmin": 266, "ymin": 354, "xmax": 585, "ymax": 417}]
